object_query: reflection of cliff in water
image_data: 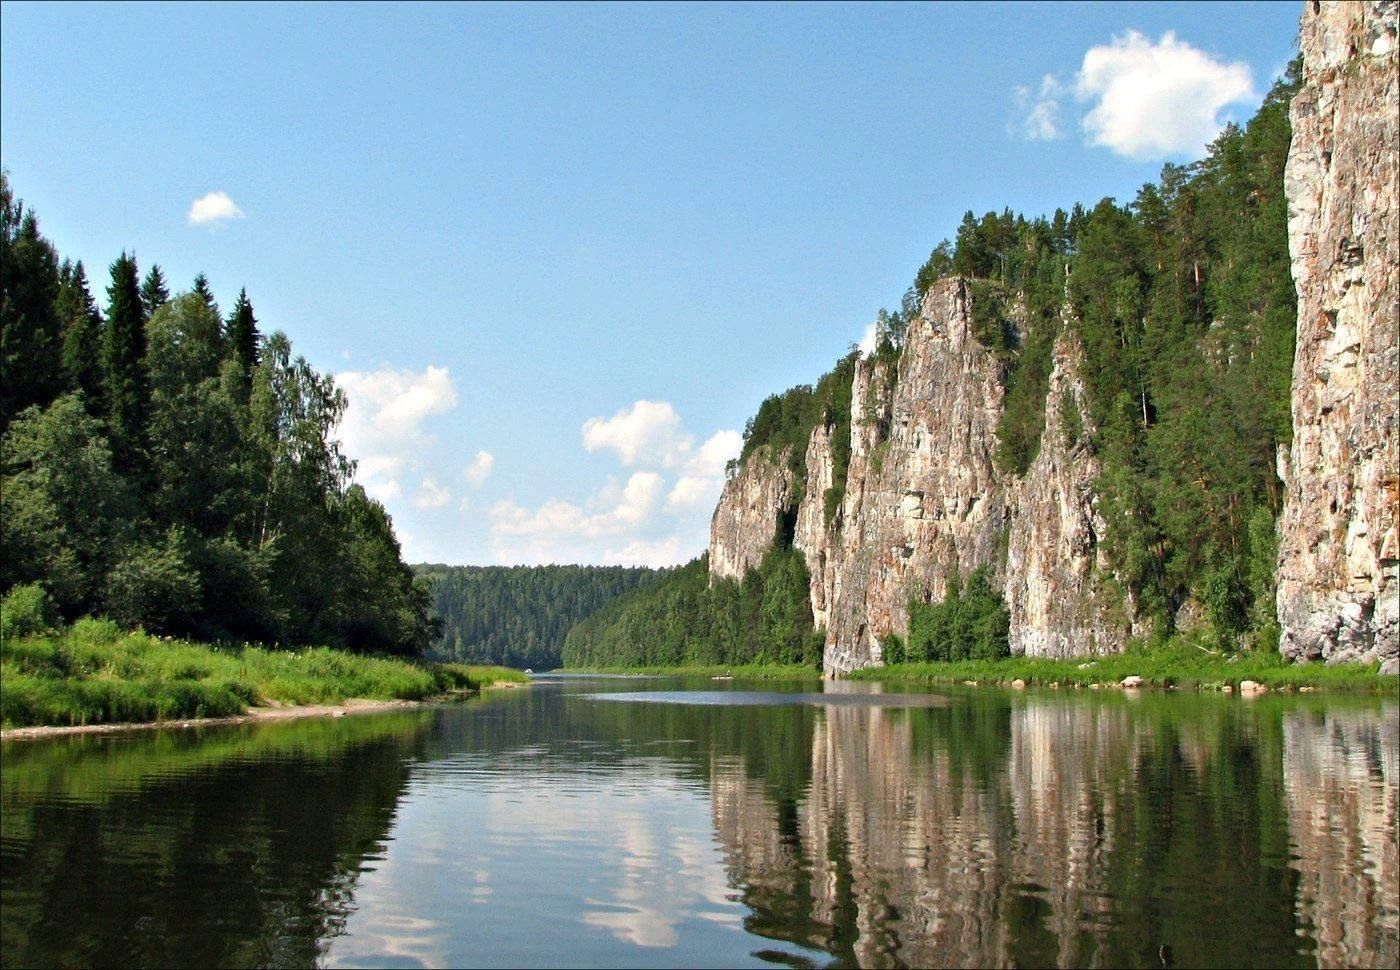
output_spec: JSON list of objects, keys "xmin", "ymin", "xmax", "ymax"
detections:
[
  {"xmin": 1284, "ymin": 706, "xmax": 1400, "ymax": 969},
  {"xmin": 709, "ymin": 693, "xmax": 1399, "ymax": 969},
  {"xmin": 0, "ymin": 712, "xmax": 434, "ymax": 968}
]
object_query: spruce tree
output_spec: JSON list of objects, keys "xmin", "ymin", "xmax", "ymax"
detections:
[
  {"xmin": 192, "ymin": 272, "xmax": 216, "ymax": 312},
  {"xmin": 0, "ymin": 175, "xmax": 64, "ymax": 429},
  {"xmin": 57, "ymin": 260, "xmax": 104, "ymax": 408},
  {"xmin": 226, "ymin": 287, "xmax": 259, "ymax": 394},
  {"xmin": 101, "ymin": 252, "xmax": 149, "ymax": 474},
  {"xmin": 141, "ymin": 264, "xmax": 170, "ymax": 314}
]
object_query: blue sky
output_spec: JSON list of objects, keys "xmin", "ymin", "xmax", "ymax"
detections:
[{"xmin": 0, "ymin": 1, "xmax": 1302, "ymax": 566}]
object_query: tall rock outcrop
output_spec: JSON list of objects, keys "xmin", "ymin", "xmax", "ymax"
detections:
[
  {"xmin": 1277, "ymin": 0, "xmax": 1399, "ymax": 665},
  {"xmin": 1004, "ymin": 329, "xmax": 1126, "ymax": 657},
  {"xmin": 822, "ymin": 279, "xmax": 1010, "ymax": 673},
  {"xmin": 709, "ymin": 445, "xmax": 794, "ymax": 581},
  {"xmin": 711, "ymin": 278, "xmax": 1129, "ymax": 674}
]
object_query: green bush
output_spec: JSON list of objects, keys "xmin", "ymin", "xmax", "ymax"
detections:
[
  {"xmin": 907, "ymin": 567, "xmax": 1009, "ymax": 662},
  {"xmin": 1, "ymin": 583, "xmax": 58, "ymax": 641}
]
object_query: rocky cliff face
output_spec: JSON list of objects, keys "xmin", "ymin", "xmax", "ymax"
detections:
[
  {"xmin": 822, "ymin": 279, "xmax": 1011, "ymax": 673},
  {"xmin": 706, "ymin": 2, "xmax": 1396, "ymax": 673},
  {"xmin": 709, "ymin": 445, "xmax": 794, "ymax": 581},
  {"xmin": 1004, "ymin": 329, "xmax": 1127, "ymax": 657},
  {"xmin": 708, "ymin": 278, "xmax": 1128, "ymax": 674},
  {"xmin": 1277, "ymin": 0, "xmax": 1399, "ymax": 665}
]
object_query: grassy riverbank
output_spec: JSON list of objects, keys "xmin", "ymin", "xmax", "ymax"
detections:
[
  {"xmin": 859, "ymin": 642, "xmax": 1396, "ymax": 692},
  {"xmin": 570, "ymin": 643, "xmax": 1396, "ymax": 694},
  {"xmin": 1, "ymin": 617, "xmax": 527, "ymax": 729}
]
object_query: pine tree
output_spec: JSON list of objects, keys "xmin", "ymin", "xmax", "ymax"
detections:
[
  {"xmin": 101, "ymin": 252, "xmax": 149, "ymax": 474},
  {"xmin": 192, "ymin": 272, "xmax": 217, "ymax": 312},
  {"xmin": 141, "ymin": 264, "xmax": 170, "ymax": 314},
  {"xmin": 226, "ymin": 287, "xmax": 260, "ymax": 394},
  {"xmin": 57, "ymin": 260, "xmax": 104, "ymax": 407},
  {"xmin": 0, "ymin": 174, "xmax": 64, "ymax": 429}
]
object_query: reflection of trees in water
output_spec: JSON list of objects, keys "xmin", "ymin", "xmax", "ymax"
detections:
[
  {"xmin": 0, "ymin": 713, "xmax": 434, "ymax": 968},
  {"xmin": 708, "ymin": 693, "xmax": 1399, "ymax": 969}
]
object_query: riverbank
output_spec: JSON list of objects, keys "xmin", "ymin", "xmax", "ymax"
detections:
[
  {"xmin": 1, "ymin": 617, "xmax": 527, "ymax": 731},
  {"xmin": 860, "ymin": 643, "xmax": 1397, "ymax": 693},
  {"xmin": 568, "ymin": 644, "xmax": 1398, "ymax": 694}
]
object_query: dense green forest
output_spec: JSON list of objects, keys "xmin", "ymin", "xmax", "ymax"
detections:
[
  {"xmin": 416, "ymin": 563, "xmax": 658, "ymax": 669},
  {"xmin": 0, "ymin": 173, "xmax": 432, "ymax": 654},
  {"xmin": 562, "ymin": 549, "xmax": 823, "ymax": 669},
  {"xmin": 566, "ymin": 65, "xmax": 1300, "ymax": 668}
]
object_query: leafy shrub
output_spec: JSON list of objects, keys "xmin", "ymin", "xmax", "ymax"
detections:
[
  {"xmin": 104, "ymin": 530, "xmax": 201, "ymax": 634},
  {"xmin": 906, "ymin": 567, "xmax": 1009, "ymax": 662},
  {"xmin": 1, "ymin": 583, "xmax": 58, "ymax": 641}
]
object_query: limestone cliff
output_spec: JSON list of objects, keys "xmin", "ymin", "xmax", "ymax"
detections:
[
  {"xmin": 1276, "ymin": 0, "xmax": 1399, "ymax": 664},
  {"xmin": 822, "ymin": 279, "xmax": 1011, "ymax": 673},
  {"xmin": 1004, "ymin": 328, "xmax": 1126, "ymax": 657},
  {"xmin": 708, "ymin": 278, "xmax": 1129, "ymax": 674},
  {"xmin": 708, "ymin": 444, "xmax": 794, "ymax": 581},
  {"xmin": 705, "ymin": 1, "xmax": 1396, "ymax": 673}
]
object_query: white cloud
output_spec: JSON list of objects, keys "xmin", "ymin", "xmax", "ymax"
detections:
[
  {"xmin": 464, "ymin": 450, "xmax": 495, "ymax": 486},
  {"xmin": 187, "ymin": 190, "xmax": 245, "ymax": 226},
  {"xmin": 1011, "ymin": 75, "xmax": 1064, "ymax": 141},
  {"xmin": 858, "ymin": 321, "xmax": 879, "ymax": 357},
  {"xmin": 414, "ymin": 477, "xmax": 451, "ymax": 510},
  {"xmin": 665, "ymin": 429, "xmax": 741, "ymax": 511},
  {"xmin": 492, "ymin": 471, "xmax": 664, "ymax": 541},
  {"xmin": 337, "ymin": 365, "xmax": 458, "ymax": 501},
  {"xmin": 1075, "ymin": 31, "xmax": 1254, "ymax": 159},
  {"xmin": 582, "ymin": 400, "xmax": 692, "ymax": 468},
  {"xmin": 366, "ymin": 479, "xmax": 403, "ymax": 503},
  {"xmin": 492, "ymin": 401, "xmax": 739, "ymax": 566}
]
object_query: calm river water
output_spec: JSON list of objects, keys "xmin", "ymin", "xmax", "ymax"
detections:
[{"xmin": 2, "ymin": 675, "xmax": 1397, "ymax": 968}]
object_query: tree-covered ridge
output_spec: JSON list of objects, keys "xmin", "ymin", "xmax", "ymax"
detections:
[
  {"xmin": 0, "ymin": 173, "xmax": 432, "ymax": 654},
  {"xmin": 416, "ymin": 563, "xmax": 660, "ymax": 670},
  {"xmin": 568, "ymin": 63, "xmax": 1302, "ymax": 670},
  {"xmin": 562, "ymin": 549, "xmax": 823, "ymax": 670},
  {"xmin": 946, "ymin": 65, "xmax": 1299, "ymax": 644}
]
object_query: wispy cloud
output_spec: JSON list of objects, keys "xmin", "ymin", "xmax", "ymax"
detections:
[
  {"xmin": 1010, "ymin": 75, "xmax": 1064, "ymax": 141},
  {"xmin": 490, "ymin": 400, "xmax": 739, "ymax": 566},
  {"xmin": 465, "ymin": 451, "xmax": 495, "ymax": 486},
  {"xmin": 187, "ymin": 190, "xmax": 245, "ymax": 226}
]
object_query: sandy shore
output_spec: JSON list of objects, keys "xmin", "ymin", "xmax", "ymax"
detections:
[{"xmin": 2, "ymin": 694, "xmax": 470, "ymax": 742}]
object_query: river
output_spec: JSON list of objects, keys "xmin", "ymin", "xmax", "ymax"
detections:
[{"xmin": 2, "ymin": 675, "xmax": 1396, "ymax": 968}]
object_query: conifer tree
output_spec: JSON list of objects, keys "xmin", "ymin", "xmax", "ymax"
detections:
[
  {"xmin": 57, "ymin": 260, "xmax": 104, "ymax": 407},
  {"xmin": 226, "ymin": 287, "xmax": 260, "ymax": 394},
  {"xmin": 101, "ymin": 252, "xmax": 149, "ymax": 474},
  {"xmin": 141, "ymin": 264, "xmax": 170, "ymax": 314},
  {"xmin": 0, "ymin": 175, "xmax": 64, "ymax": 428},
  {"xmin": 192, "ymin": 272, "xmax": 216, "ymax": 312}
]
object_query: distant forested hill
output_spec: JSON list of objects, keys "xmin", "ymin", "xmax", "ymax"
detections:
[{"xmin": 415, "ymin": 564, "xmax": 660, "ymax": 669}]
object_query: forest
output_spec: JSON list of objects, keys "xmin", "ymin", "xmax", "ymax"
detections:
[
  {"xmin": 565, "ymin": 64, "xmax": 1300, "ymax": 668},
  {"xmin": 416, "ymin": 563, "xmax": 658, "ymax": 669},
  {"xmin": 562, "ymin": 549, "xmax": 823, "ymax": 669},
  {"xmin": 0, "ymin": 173, "xmax": 433, "ymax": 655}
]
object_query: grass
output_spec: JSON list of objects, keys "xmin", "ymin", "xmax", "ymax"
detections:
[
  {"xmin": 567, "ymin": 641, "xmax": 1396, "ymax": 694},
  {"xmin": 852, "ymin": 640, "xmax": 1397, "ymax": 693},
  {"xmin": 1, "ymin": 617, "xmax": 527, "ymax": 729}
]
